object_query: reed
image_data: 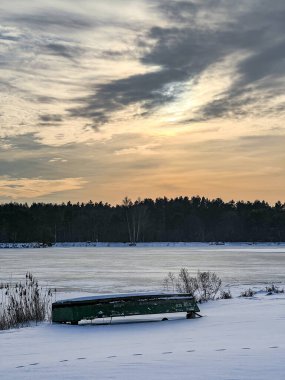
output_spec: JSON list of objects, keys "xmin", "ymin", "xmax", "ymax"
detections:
[{"xmin": 0, "ymin": 273, "xmax": 54, "ymax": 330}]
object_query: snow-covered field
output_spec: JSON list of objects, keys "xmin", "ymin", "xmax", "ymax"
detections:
[
  {"xmin": 1, "ymin": 292, "xmax": 285, "ymax": 379},
  {"xmin": 1, "ymin": 245, "xmax": 285, "ymax": 379}
]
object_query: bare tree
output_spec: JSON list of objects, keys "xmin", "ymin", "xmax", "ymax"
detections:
[
  {"xmin": 122, "ymin": 197, "xmax": 147, "ymax": 244},
  {"xmin": 196, "ymin": 271, "xmax": 222, "ymax": 301},
  {"xmin": 122, "ymin": 197, "xmax": 132, "ymax": 243},
  {"xmin": 163, "ymin": 272, "xmax": 176, "ymax": 292},
  {"xmin": 176, "ymin": 268, "xmax": 199, "ymax": 296}
]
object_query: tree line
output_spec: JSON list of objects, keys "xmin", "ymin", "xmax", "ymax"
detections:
[{"xmin": 0, "ymin": 196, "xmax": 284, "ymax": 243}]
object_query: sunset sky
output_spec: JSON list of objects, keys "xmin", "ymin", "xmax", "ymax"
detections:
[{"xmin": 0, "ymin": 0, "xmax": 284, "ymax": 204}]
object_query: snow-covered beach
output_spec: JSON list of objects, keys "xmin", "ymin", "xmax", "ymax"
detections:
[
  {"xmin": 1, "ymin": 291, "xmax": 285, "ymax": 380},
  {"xmin": 1, "ymin": 245, "xmax": 285, "ymax": 379}
]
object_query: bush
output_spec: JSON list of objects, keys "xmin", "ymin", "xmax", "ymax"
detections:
[
  {"xmin": 163, "ymin": 268, "xmax": 222, "ymax": 302},
  {"xmin": 220, "ymin": 289, "xmax": 232, "ymax": 299},
  {"xmin": 240, "ymin": 288, "xmax": 255, "ymax": 297},
  {"xmin": 0, "ymin": 273, "xmax": 54, "ymax": 330},
  {"xmin": 265, "ymin": 284, "xmax": 284, "ymax": 294}
]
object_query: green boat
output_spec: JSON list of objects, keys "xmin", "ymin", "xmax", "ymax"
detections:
[{"xmin": 52, "ymin": 292, "xmax": 201, "ymax": 324}]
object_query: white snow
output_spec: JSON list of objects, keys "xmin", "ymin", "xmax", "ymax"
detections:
[
  {"xmin": 56, "ymin": 292, "xmax": 194, "ymax": 304},
  {"xmin": 1, "ymin": 241, "xmax": 285, "ymax": 249},
  {"xmin": 54, "ymin": 242, "xmax": 285, "ymax": 248},
  {"xmin": 1, "ymin": 292, "xmax": 285, "ymax": 379}
]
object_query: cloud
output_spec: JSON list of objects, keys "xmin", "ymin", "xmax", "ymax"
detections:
[
  {"xmin": 2, "ymin": 0, "xmax": 285, "ymax": 132},
  {"xmin": 4, "ymin": 9, "xmax": 94, "ymax": 31},
  {"xmin": 38, "ymin": 114, "xmax": 63, "ymax": 125},
  {"xmin": 43, "ymin": 42, "xmax": 84, "ymax": 60},
  {"xmin": 48, "ymin": 157, "xmax": 67, "ymax": 163},
  {"xmin": 0, "ymin": 134, "xmax": 69, "ymax": 179},
  {"xmin": 35, "ymin": 95, "xmax": 57, "ymax": 104},
  {"xmin": 68, "ymin": 68, "xmax": 186, "ymax": 125},
  {"xmin": 0, "ymin": 176, "xmax": 87, "ymax": 200},
  {"xmin": 156, "ymin": 0, "xmax": 200, "ymax": 23},
  {"xmin": 69, "ymin": 0, "xmax": 285, "ymax": 128},
  {"xmin": 0, "ymin": 25, "xmax": 23, "ymax": 45},
  {"xmin": 0, "ymin": 133, "xmax": 45, "ymax": 152},
  {"xmin": 0, "ymin": 0, "xmax": 285, "ymax": 203},
  {"xmin": 39, "ymin": 114, "xmax": 63, "ymax": 122}
]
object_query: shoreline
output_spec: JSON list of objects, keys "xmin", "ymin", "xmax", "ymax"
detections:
[{"xmin": 1, "ymin": 241, "xmax": 285, "ymax": 249}]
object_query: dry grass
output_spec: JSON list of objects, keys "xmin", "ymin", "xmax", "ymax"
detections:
[{"xmin": 0, "ymin": 273, "xmax": 54, "ymax": 330}]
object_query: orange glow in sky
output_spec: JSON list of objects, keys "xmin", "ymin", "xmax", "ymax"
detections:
[{"xmin": 0, "ymin": 1, "xmax": 284, "ymax": 204}]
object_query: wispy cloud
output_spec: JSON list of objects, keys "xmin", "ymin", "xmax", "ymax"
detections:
[
  {"xmin": 1, "ymin": 0, "xmax": 285, "ymax": 203},
  {"xmin": 0, "ymin": 176, "xmax": 87, "ymax": 200},
  {"xmin": 65, "ymin": 0, "xmax": 285, "ymax": 129}
]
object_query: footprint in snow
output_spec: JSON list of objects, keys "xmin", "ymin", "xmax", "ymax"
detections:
[
  {"xmin": 16, "ymin": 366, "xmax": 25, "ymax": 368},
  {"xmin": 269, "ymin": 346, "xmax": 278, "ymax": 349},
  {"xmin": 29, "ymin": 363, "xmax": 39, "ymax": 366},
  {"xmin": 133, "ymin": 354, "xmax": 143, "ymax": 356},
  {"xmin": 242, "ymin": 348, "xmax": 251, "ymax": 350},
  {"xmin": 77, "ymin": 357, "xmax": 86, "ymax": 360},
  {"xmin": 215, "ymin": 349, "xmax": 226, "ymax": 351},
  {"xmin": 107, "ymin": 355, "xmax": 117, "ymax": 358},
  {"xmin": 186, "ymin": 350, "xmax": 195, "ymax": 353},
  {"xmin": 59, "ymin": 360, "xmax": 69, "ymax": 362},
  {"xmin": 162, "ymin": 351, "xmax": 173, "ymax": 355}
]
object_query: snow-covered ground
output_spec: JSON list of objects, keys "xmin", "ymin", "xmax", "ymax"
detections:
[
  {"xmin": 1, "ymin": 291, "xmax": 285, "ymax": 379},
  {"xmin": 55, "ymin": 242, "xmax": 285, "ymax": 247},
  {"xmin": 1, "ymin": 241, "xmax": 285, "ymax": 249}
]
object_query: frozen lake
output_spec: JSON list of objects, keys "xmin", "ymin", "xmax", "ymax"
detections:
[
  {"xmin": 1, "ymin": 245, "xmax": 285, "ymax": 293},
  {"xmin": 2, "ymin": 245, "xmax": 285, "ymax": 379}
]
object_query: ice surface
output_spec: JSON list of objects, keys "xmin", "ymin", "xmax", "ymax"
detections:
[{"xmin": 1, "ymin": 245, "xmax": 285, "ymax": 295}]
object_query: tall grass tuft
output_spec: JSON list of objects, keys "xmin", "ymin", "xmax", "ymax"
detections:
[{"xmin": 0, "ymin": 273, "xmax": 54, "ymax": 330}]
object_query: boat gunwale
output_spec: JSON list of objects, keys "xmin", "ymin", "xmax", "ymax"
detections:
[{"xmin": 52, "ymin": 293, "xmax": 195, "ymax": 309}]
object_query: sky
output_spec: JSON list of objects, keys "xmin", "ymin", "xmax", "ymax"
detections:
[{"xmin": 0, "ymin": 0, "xmax": 284, "ymax": 204}]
